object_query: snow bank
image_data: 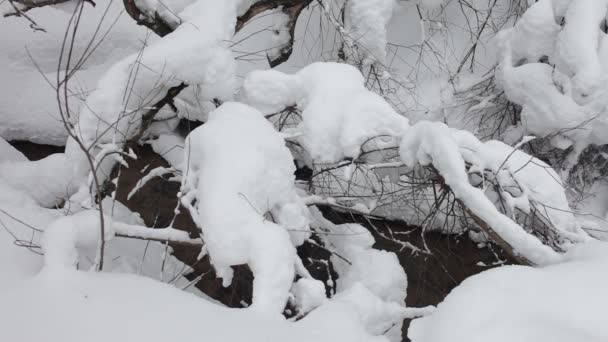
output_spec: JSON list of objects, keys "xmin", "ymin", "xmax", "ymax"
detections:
[
  {"xmin": 0, "ymin": 153, "xmax": 77, "ymax": 207},
  {"xmin": 42, "ymin": 210, "xmax": 114, "ymax": 269},
  {"xmin": 409, "ymin": 241, "xmax": 608, "ymax": 342},
  {"xmin": 0, "ymin": 0, "xmax": 149, "ymax": 145},
  {"xmin": 241, "ymin": 62, "xmax": 409, "ymax": 163},
  {"xmin": 0, "ymin": 172, "xmax": 417, "ymax": 342},
  {"xmin": 0, "ymin": 264, "xmax": 409, "ymax": 342},
  {"xmin": 0, "ymin": 153, "xmax": 196, "ymax": 288},
  {"xmin": 183, "ymin": 102, "xmax": 312, "ymax": 313},
  {"xmin": 0, "ymin": 137, "xmax": 26, "ymax": 162}
]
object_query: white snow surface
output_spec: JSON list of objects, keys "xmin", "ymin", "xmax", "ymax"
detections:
[
  {"xmin": 0, "ymin": 153, "xmax": 77, "ymax": 207},
  {"xmin": 0, "ymin": 138, "xmax": 27, "ymax": 163},
  {"xmin": 241, "ymin": 61, "xmax": 581, "ymax": 264},
  {"xmin": 495, "ymin": 0, "xmax": 608, "ymax": 153},
  {"xmin": 400, "ymin": 121, "xmax": 564, "ymax": 265},
  {"xmin": 71, "ymin": 0, "xmax": 242, "ymax": 147},
  {"xmin": 0, "ymin": 0, "xmax": 149, "ymax": 145},
  {"xmin": 346, "ymin": 0, "xmax": 396, "ymax": 65},
  {"xmin": 409, "ymin": 241, "xmax": 608, "ymax": 342},
  {"xmin": 0, "ymin": 162, "xmax": 418, "ymax": 342},
  {"xmin": 309, "ymin": 206, "xmax": 408, "ymax": 342},
  {"xmin": 241, "ymin": 62, "xmax": 410, "ymax": 163},
  {"xmin": 449, "ymin": 130, "xmax": 585, "ymax": 241},
  {"xmin": 0, "ymin": 266, "xmax": 403, "ymax": 342},
  {"xmin": 183, "ymin": 102, "xmax": 311, "ymax": 313},
  {"xmin": 0, "ymin": 142, "xmax": 199, "ymax": 289},
  {"xmin": 148, "ymin": 133, "xmax": 185, "ymax": 169},
  {"xmin": 63, "ymin": 0, "xmax": 250, "ymax": 195},
  {"xmin": 291, "ymin": 277, "xmax": 327, "ymax": 315}
]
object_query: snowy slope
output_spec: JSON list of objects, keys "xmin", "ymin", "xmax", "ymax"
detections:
[
  {"xmin": 409, "ymin": 241, "xmax": 608, "ymax": 342},
  {"xmin": 0, "ymin": 0, "xmax": 149, "ymax": 145}
]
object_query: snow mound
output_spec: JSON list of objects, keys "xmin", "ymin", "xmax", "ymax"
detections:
[
  {"xmin": 0, "ymin": 168, "xmax": 414, "ymax": 342},
  {"xmin": 0, "ymin": 137, "xmax": 26, "ymax": 162},
  {"xmin": 291, "ymin": 277, "xmax": 327, "ymax": 315},
  {"xmin": 409, "ymin": 241, "xmax": 608, "ymax": 342},
  {"xmin": 183, "ymin": 102, "xmax": 312, "ymax": 313},
  {"xmin": 495, "ymin": 0, "xmax": 608, "ymax": 154},
  {"xmin": 0, "ymin": 0, "xmax": 148, "ymax": 145},
  {"xmin": 0, "ymin": 153, "xmax": 77, "ymax": 207},
  {"xmin": 0, "ymin": 265, "xmax": 407, "ymax": 342},
  {"xmin": 241, "ymin": 62, "xmax": 409, "ymax": 163},
  {"xmin": 42, "ymin": 210, "xmax": 114, "ymax": 269},
  {"xmin": 310, "ymin": 207, "xmax": 409, "ymax": 342}
]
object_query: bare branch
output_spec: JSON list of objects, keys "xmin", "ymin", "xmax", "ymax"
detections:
[
  {"xmin": 123, "ymin": 0, "xmax": 175, "ymax": 37},
  {"xmin": 236, "ymin": 0, "xmax": 312, "ymax": 67},
  {"xmin": 4, "ymin": 0, "xmax": 78, "ymax": 18}
]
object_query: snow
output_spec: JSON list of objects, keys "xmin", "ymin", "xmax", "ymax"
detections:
[
  {"xmin": 291, "ymin": 277, "xmax": 327, "ymax": 315},
  {"xmin": 309, "ymin": 207, "xmax": 409, "ymax": 342},
  {"xmin": 241, "ymin": 62, "xmax": 410, "ymax": 163},
  {"xmin": 0, "ymin": 203, "xmax": 58, "ymax": 289},
  {"xmin": 182, "ymin": 102, "xmax": 312, "ymax": 313},
  {"xmin": 0, "ymin": 153, "xmax": 77, "ymax": 207},
  {"xmin": 267, "ymin": 11, "xmax": 292, "ymax": 62},
  {"xmin": 147, "ymin": 133, "xmax": 185, "ymax": 169},
  {"xmin": 113, "ymin": 221, "xmax": 201, "ymax": 246},
  {"xmin": 346, "ymin": 0, "xmax": 396, "ymax": 65},
  {"xmin": 312, "ymin": 210, "xmax": 407, "ymax": 303},
  {"xmin": 1, "ymin": 2, "xmax": 606, "ymax": 341},
  {"xmin": 42, "ymin": 210, "xmax": 113, "ymax": 269},
  {"xmin": 399, "ymin": 121, "xmax": 563, "ymax": 265},
  {"xmin": 498, "ymin": 0, "xmax": 560, "ymax": 65},
  {"xmin": 0, "ymin": 137, "xmax": 27, "ymax": 162},
  {"xmin": 133, "ymin": 0, "xmax": 194, "ymax": 30},
  {"xmin": 495, "ymin": 0, "xmax": 608, "ymax": 154},
  {"xmin": 240, "ymin": 68, "xmax": 300, "ymax": 114},
  {"xmin": 241, "ymin": 61, "xmax": 583, "ymax": 263},
  {"xmin": 63, "ymin": 0, "xmax": 250, "ymax": 195},
  {"xmin": 0, "ymin": 193, "xmax": 425, "ymax": 342},
  {"xmin": 409, "ymin": 241, "xmax": 608, "ymax": 342},
  {"xmin": 0, "ymin": 141, "xmax": 198, "ymax": 288},
  {"xmin": 0, "ymin": 0, "xmax": 149, "ymax": 145},
  {"xmin": 72, "ymin": 0, "xmax": 241, "ymax": 145},
  {"xmin": 553, "ymin": 0, "xmax": 608, "ymax": 102},
  {"xmin": 450, "ymin": 131, "xmax": 586, "ymax": 242},
  {"xmin": 0, "ymin": 266, "xmax": 410, "ymax": 342},
  {"xmin": 244, "ymin": 61, "xmax": 581, "ymax": 264},
  {"xmin": 496, "ymin": 42, "xmax": 587, "ymax": 147}
]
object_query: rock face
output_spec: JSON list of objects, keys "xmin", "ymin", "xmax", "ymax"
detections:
[{"xmin": 12, "ymin": 141, "xmax": 508, "ymax": 341}]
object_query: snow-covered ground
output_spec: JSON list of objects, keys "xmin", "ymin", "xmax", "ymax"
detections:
[
  {"xmin": 409, "ymin": 240, "xmax": 608, "ymax": 342},
  {"xmin": 2, "ymin": 0, "xmax": 608, "ymax": 341}
]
